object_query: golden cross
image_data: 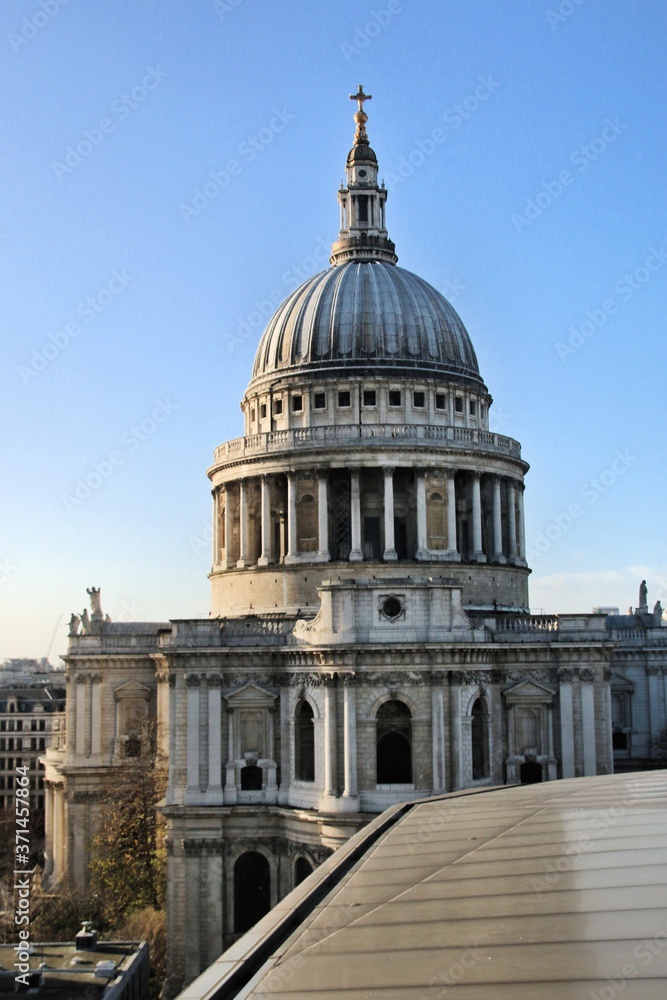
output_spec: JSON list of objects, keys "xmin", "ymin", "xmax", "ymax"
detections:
[{"xmin": 349, "ymin": 85, "xmax": 372, "ymax": 113}]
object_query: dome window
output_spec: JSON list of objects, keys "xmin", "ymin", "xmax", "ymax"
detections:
[
  {"xmin": 435, "ymin": 393, "xmax": 446, "ymax": 410},
  {"xmin": 273, "ymin": 399, "xmax": 283, "ymax": 416},
  {"xmin": 314, "ymin": 392, "xmax": 326, "ymax": 409},
  {"xmin": 455, "ymin": 396, "xmax": 463, "ymax": 413},
  {"xmin": 413, "ymin": 391, "xmax": 425, "ymax": 409},
  {"xmin": 338, "ymin": 390, "xmax": 351, "ymax": 408},
  {"xmin": 388, "ymin": 390, "xmax": 401, "ymax": 407},
  {"xmin": 250, "ymin": 407, "xmax": 256, "ymax": 423},
  {"xmin": 260, "ymin": 403, "xmax": 267, "ymax": 419},
  {"xmin": 469, "ymin": 400, "xmax": 477, "ymax": 416},
  {"xmin": 363, "ymin": 389, "xmax": 376, "ymax": 407},
  {"xmin": 292, "ymin": 395, "xmax": 303, "ymax": 412}
]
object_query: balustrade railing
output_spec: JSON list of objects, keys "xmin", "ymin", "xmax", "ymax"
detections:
[{"xmin": 213, "ymin": 424, "xmax": 521, "ymax": 464}]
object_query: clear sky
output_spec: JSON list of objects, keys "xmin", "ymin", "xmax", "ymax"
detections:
[{"xmin": 1, "ymin": 0, "xmax": 665, "ymax": 662}]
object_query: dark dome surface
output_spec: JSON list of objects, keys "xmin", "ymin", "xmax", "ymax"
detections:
[{"xmin": 250, "ymin": 260, "xmax": 484, "ymax": 389}]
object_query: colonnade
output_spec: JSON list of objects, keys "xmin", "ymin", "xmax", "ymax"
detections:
[{"xmin": 213, "ymin": 467, "xmax": 527, "ymax": 568}]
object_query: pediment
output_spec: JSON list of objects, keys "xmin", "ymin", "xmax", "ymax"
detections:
[
  {"xmin": 610, "ymin": 671, "xmax": 635, "ymax": 692},
  {"xmin": 503, "ymin": 678, "xmax": 555, "ymax": 704},
  {"xmin": 225, "ymin": 682, "xmax": 277, "ymax": 709},
  {"xmin": 114, "ymin": 680, "xmax": 152, "ymax": 700}
]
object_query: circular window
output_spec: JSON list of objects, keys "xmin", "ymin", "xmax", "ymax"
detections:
[
  {"xmin": 358, "ymin": 169, "xmax": 367, "ymax": 177},
  {"xmin": 382, "ymin": 596, "xmax": 402, "ymax": 620}
]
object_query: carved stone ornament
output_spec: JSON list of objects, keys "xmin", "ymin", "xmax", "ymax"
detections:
[
  {"xmin": 579, "ymin": 667, "xmax": 596, "ymax": 683},
  {"xmin": 185, "ymin": 674, "xmax": 202, "ymax": 687},
  {"xmin": 558, "ymin": 667, "xmax": 574, "ymax": 682}
]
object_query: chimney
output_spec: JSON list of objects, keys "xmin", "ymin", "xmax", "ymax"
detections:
[{"xmin": 75, "ymin": 921, "xmax": 98, "ymax": 951}]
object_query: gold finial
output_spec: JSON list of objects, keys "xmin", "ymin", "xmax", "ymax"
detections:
[{"xmin": 349, "ymin": 84, "xmax": 372, "ymax": 144}]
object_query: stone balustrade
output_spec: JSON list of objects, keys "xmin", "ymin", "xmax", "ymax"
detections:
[{"xmin": 212, "ymin": 424, "xmax": 522, "ymax": 466}]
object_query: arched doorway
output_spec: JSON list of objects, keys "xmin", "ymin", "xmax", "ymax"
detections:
[
  {"xmin": 240, "ymin": 764, "xmax": 262, "ymax": 790},
  {"xmin": 234, "ymin": 851, "xmax": 271, "ymax": 934},
  {"xmin": 471, "ymin": 698, "xmax": 490, "ymax": 780},
  {"xmin": 376, "ymin": 700, "xmax": 412, "ymax": 784}
]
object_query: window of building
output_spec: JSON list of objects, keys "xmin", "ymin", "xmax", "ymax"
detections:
[
  {"xmin": 338, "ymin": 390, "xmax": 351, "ymax": 408},
  {"xmin": 294, "ymin": 856, "xmax": 313, "ymax": 887},
  {"xmin": 292, "ymin": 394, "xmax": 303, "ymax": 412},
  {"xmin": 435, "ymin": 393, "xmax": 446, "ymax": 410},
  {"xmin": 480, "ymin": 404, "xmax": 485, "ymax": 420},
  {"xmin": 234, "ymin": 852, "xmax": 271, "ymax": 934},
  {"xmin": 314, "ymin": 392, "xmax": 326, "ymax": 409},
  {"xmin": 250, "ymin": 407, "xmax": 256, "ymax": 422},
  {"xmin": 363, "ymin": 389, "xmax": 376, "ymax": 407},
  {"xmin": 294, "ymin": 700, "xmax": 315, "ymax": 781},
  {"xmin": 273, "ymin": 399, "xmax": 283, "ymax": 415},
  {"xmin": 376, "ymin": 700, "xmax": 412, "ymax": 784},
  {"xmin": 455, "ymin": 396, "xmax": 463, "ymax": 413},
  {"xmin": 469, "ymin": 400, "xmax": 477, "ymax": 416},
  {"xmin": 413, "ymin": 391, "xmax": 425, "ymax": 408},
  {"xmin": 471, "ymin": 698, "xmax": 490, "ymax": 780},
  {"xmin": 240, "ymin": 764, "xmax": 263, "ymax": 790},
  {"xmin": 260, "ymin": 403, "xmax": 267, "ymax": 419},
  {"xmin": 356, "ymin": 195, "xmax": 368, "ymax": 223},
  {"xmin": 388, "ymin": 390, "xmax": 402, "ymax": 407}
]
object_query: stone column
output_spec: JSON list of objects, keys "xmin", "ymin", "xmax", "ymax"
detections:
[
  {"xmin": 165, "ymin": 675, "xmax": 178, "ymax": 805},
  {"xmin": 285, "ymin": 472, "xmax": 299, "ymax": 563},
  {"xmin": 416, "ymin": 470, "xmax": 428, "ymax": 559},
  {"xmin": 224, "ymin": 708, "xmax": 237, "ymax": 804},
  {"xmin": 506, "ymin": 479, "xmax": 517, "ymax": 562},
  {"xmin": 342, "ymin": 679, "xmax": 359, "ymax": 806},
  {"xmin": 320, "ymin": 680, "xmax": 337, "ymax": 808},
  {"xmin": 492, "ymin": 476, "xmax": 505, "ymax": 563},
  {"xmin": 580, "ymin": 669, "xmax": 597, "ymax": 776},
  {"xmin": 517, "ymin": 484, "xmax": 526, "ymax": 562},
  {"xmin": 317, "ymin": 472, "xmax": 330, "ymax": 561},
  {"xmin": 546, "ymin": 704, "xmax": 557, "ymax": 780},
  {"xmin": 75, "ymin": 676, "xmax": 87, "ymax": 757},
  {"xmin": 184, "ymin": 674, "xmax": 201, "ymax": 804},
  {"xmin": 431, "ymin": 683, "xmax": 446, "ymax": 793},
  {"xmin": 237, "ymin": 479, "xmax": 249, "ymax": 568},
  {"xmin": 648, "ymin": 667, "xmax": 662, "ymax": 746},
  {"xmin": 206, "ymin": 676, "xmax": 223, "ymax": 803},
  {"xmin": 450, "ymin": 674, "xmax": 463, "ymax": 790},
  {"xmin": 446, "ymin": 472, "xmax": 460, "ymax": 558},
  {"xmin": 53, "ymin": 786, "xmax": 65, "ymax": 882},
  {"xmin": 258, "ymin": 475, "xmax": 271, "ymax": 566},
  {"xmin": 349, "ymin": 470, "xmax": 363, "ymax": 561},
  {"xmin": 90, "ymin": 676, "xmax": 101, "ymax": 758},
  {"xmin": 212, "ymin": 489, "xmax": 219, "ymax": 567},
  {"xmin": 471, "ymin": 472, "xmax": 486, "ymax": 562},
  {"xmin": 223, "ymin": 487, "xmax": 233, "ymax": 568},
  {"xmin": 383, "ymin": 467, "xmax": 397, "ymax": 560},
  {"xmin": 43, "ymin": 783, "xmax": 54, "ymax": 879},
  {"xmin": 558, "ymin": 668, "xmax": 575, "ymax": 778}
]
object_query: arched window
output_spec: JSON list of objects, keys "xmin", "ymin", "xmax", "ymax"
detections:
[
  {"xmin": 376, "ymin": 700, "xmax": 412, "ymax": 784},
  {"xmin": 297, "ymin": 493, "xmax": 317, "ymax": 552},
  {"xmin": 471, "ymin": 698, "xmax": 490, "ymax": 780},
  {"xmin": 234, "ymin": 852, "xmax": 270, "ymax": 934},
  {"xmin": 295, "ymin": 700, "xmax": 315, "ymax": 781},
  {"xmin": 426, "ymin": 489, "xmax": 447, "ymax": 551},
  {"xmin": 294, "ymin": 856, "xmax": 313, "ymax": 887},
  {"xmin": 241, "ymin": 764, "xmax": 263, "ymax": 790}
]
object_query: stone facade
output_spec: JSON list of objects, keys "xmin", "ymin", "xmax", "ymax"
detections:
[{"xmin": 43, "ymin": 92, "xmax": 667, "ymax": 994}]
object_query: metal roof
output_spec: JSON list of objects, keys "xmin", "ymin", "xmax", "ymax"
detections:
[{"xmin": 179, "ymin": 771, "xmax": 667, "ymax": 999}]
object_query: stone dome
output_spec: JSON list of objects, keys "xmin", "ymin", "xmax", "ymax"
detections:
[{"xmin": 250, "ymin": 260, "xmax": 485, "ymax": 390}]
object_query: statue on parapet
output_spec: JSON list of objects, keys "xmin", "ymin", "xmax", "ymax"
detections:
[
  {"xmin": 87, "ymin": 586, "xmax": 103, "ymax": 620},
  {"xmin": 654, "ymin": 600, "xmax": 663, "ymax": 625},
  {"xmin": 639, "ymin": 579, "xmax": 648, "ymax": 612},
  {"xmin": 80, "ymin": 608, "xmax": 90, "ymax": 633},
  {"xmin": 68, "ymin": 613, "xmax": 80, "ymax": 636}
]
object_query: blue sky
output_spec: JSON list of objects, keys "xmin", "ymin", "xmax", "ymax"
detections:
[{"xmin": 1, "ymin": 0, "xmax": 665, "ymax": 661}]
